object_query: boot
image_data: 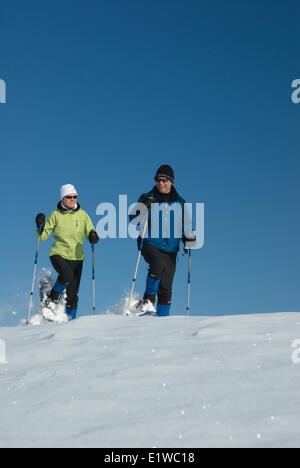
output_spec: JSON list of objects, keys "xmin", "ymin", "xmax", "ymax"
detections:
[
  {"xmin": 157, "ymin": 304, "xmax": 171, "ymax": 317},
  {"xmin": 135, "ymin": 298, "xmax": 157, "ymax": 316}
]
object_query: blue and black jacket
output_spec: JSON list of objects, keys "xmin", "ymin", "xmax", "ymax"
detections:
[{"xmin": 129, "ymin": 186, "xmax": 191, "ymax": 254}]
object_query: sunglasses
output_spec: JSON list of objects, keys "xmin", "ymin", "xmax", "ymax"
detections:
[
  {"xmin": 65, "ymin": 195, "xmax": 78, "ymax": 200},
  {"xmin": 155, "ymin": 177, "xmax": 170, "ymax": 184}
]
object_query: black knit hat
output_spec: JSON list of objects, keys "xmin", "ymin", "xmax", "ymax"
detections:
[{"xmin": 155, "ymin": 165, "xmax": 175, "ymax": 183}]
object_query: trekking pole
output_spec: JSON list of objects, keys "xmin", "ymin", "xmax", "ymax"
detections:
[
  {"xmin": 92, "ymin": 244, "xmax": 96, "ymax": 315},
  {"xmin": 128, "ymin": 216, "xmax": 149, "ymax": 311},
  {"xmin": 27, "ymin": 227, "xmax": 42, "ymax": 324},
  {"xmin": 186, "ymin": 249, "xmax": 192, "ymax": 316}
]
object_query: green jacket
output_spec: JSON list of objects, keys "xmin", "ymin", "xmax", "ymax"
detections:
[{"xmin": 40, "ymin": 203, "xmax": 95, "ymax": 261}]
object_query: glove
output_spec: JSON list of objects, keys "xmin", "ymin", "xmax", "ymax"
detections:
[
  {"xmin": 183, "ymin": 234, "xmax": 197, "ymax": 243},
  {"xmin": 141, "ymin": 195, "xmax": 156, "ymax": 209},
  {"xmin": 35, "ymin": 213, "xmax": 46, "ymax": 234},
  {"xmin": 89, "ymin": 230, "xmax": 100, "ymax": 245}
]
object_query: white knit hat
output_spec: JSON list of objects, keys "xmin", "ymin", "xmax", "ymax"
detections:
[{"xmin": 60, "ymin": 184, "xmax": 78, "ymax": 201}]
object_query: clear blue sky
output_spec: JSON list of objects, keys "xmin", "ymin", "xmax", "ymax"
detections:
[{"xmin": 0, "ymin": 0, "xmax": 299, "ymax": 325}]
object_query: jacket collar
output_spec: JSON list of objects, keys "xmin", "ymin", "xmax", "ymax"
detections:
[
  {"xmin": 151, "ymin": 185, "xmax": 181, "ymax": 203},
  {"xmin": 57, "ymin": 202, "xmax": 81, "ymax": 213}
]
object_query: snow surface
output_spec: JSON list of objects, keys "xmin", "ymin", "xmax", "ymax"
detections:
[{"xmin": 0, "ymin": 312, "xmax": 299, "ymax": 448}]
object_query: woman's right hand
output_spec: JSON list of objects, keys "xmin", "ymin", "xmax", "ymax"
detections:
[{"xmin": 35, "ymin": 213, "xmax": 46, "ymax": 233}]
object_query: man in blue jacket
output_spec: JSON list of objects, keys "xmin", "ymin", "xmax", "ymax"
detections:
[{"xmin": 130, "ymin": 165, "xmax": 195, "ymax": 317}]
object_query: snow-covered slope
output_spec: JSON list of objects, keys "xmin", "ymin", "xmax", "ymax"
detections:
[{"xmin": 0, "ymin": 313, "xmax": 299, "ymax": 448}]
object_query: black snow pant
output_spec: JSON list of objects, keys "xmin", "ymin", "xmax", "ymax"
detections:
[
  {"xmin": 49, "ymin": 255, "xmax": 83, "ymax": 312},
  {"xmin": 141, "ymin": 244, "xmax": 177, "ymax": 306}
]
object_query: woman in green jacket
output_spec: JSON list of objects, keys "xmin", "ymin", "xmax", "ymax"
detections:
[{"xmin": 35, "ymin": 184, "xmax": 99, "ymax": 320}]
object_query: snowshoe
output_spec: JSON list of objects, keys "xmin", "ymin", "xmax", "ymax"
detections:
[
  {"xmin": 39, "ymin": 276, "xmax": 55, "ymax": 303},
  {"xmin": 135, "ymin": 299, "xmax": 157, "ymax": 317},
  {"xmin": 39, "ymin": 277, "xmax": 68, "ymax": 323}
]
